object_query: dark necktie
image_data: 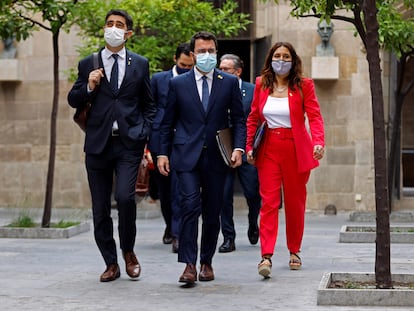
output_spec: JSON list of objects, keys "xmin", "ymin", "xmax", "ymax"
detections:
[
  {"xmin": 201, "ymin": 75, "xmax": 209, "ymax": 111},
  {"xmin": 110, "ymin": 54, "xmax": 119, "ymax": 93}
]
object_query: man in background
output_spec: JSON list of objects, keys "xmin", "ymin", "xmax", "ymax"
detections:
[
  {"xmin": 148, "ymin": 43, "xmax": 194, "ymax": 253},
  {"xmin": 218, "ymin": 54, "xmax": 261, "ymax": 253}
]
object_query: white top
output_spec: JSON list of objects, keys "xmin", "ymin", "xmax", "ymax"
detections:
[{"xmin": 263, "ymin": 96, "xmax": 291, "ymax": 128}]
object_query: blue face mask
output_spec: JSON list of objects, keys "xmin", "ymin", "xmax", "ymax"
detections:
[
  {"xmin": 272, "ymin": 60, "xmax": 292, "ymax": 76},
  {"xmin": 196, "ymin": 53, "xmax": 217, "ymax": 73},
  {"xmin": 176, "ymin": 66, "xmax": 191, "ymax": 75}
]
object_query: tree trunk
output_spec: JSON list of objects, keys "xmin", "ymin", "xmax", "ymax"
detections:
[
  {"xmin": 362, "ymin": 0, "xmax": 392, "ymax": 288},
  {"xmin": 41, "ymin": 31, "xmax": 60, "ymax": 228}
]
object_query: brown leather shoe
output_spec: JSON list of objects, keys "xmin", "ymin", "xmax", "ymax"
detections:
[
  {"xmin": 100, "ymin": 263, "xmax": 120, "ymax": 282},
  {"xmin": 123, "ymin": 251, "xmax": 141, "ymax": 278},
  {"xmin": 172, "ymin": 238, "xmax": 179, "ymax": 253},
  {"xmin": 199, "ymin": 263, "xmax": 214, "ymax": 281},
  {"xmin": 179, "ymin": 263, "xmax": 197, "ymax": 284}
]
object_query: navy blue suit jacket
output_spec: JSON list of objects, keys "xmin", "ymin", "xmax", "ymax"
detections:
[
  {"xmin": 241, "ymin": 80, "xmax": 255, "ymax": 117},
  {"xmin": 148, "ymin": 69, "xmax": 174, "ymax": 154},
  {"xmin": 68, "ymin": 49, "xmax": 156, "ymax": 154},
  {"xmin": 159, "ymin": 69, "xmax": 246, "ymax": 172}
]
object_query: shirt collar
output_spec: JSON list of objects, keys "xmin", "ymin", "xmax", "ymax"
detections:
[
  {"xmin": 103, "ymin": 47, "xmax": 126, "ymax": 60},
  {"xmin": 194, "ymin": 67, "xmax": 214, "ymax": 81},
  {"xmin": 172, "ymin": 65, "xmax": 178, "ymax": 77}
]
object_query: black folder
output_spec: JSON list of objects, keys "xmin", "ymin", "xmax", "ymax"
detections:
[{"xmin": 216, "ymin": 128, "xmax": 233, "ymax": 166}]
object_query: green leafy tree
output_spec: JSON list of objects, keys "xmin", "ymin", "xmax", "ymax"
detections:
[
  {"xmin": 0, "ymin": 0, "xmax": 250, "ymax": 228},
  {"xmin": 262, "ymin": 0, "xmax": 414, "ymax": 289},
  {"xmin": 71, "ymin": 0, "xmax": 251, "ymax": 73},
  {"xmin": 0, "ymin": 0, "xmax": 83, "ymax": 228}
]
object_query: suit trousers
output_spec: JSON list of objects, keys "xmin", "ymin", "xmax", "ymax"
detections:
[
  {"xmin": 177, "ymin": 149, "xmax": 227, "ymax": 265},
  {"xmin": 221, "ymin": 158, "xmax": 261, "ymax": 240},
  {"xmin": 257, "ymin": 128, "xmax": 310, "ymax": 257},
  {"xmin": 152, "ymin": 151, "xmax": 181, "ymax": 239},
  {"xmin": 86, "ymin": 136, "xmax": 144, "ymax": 266}
]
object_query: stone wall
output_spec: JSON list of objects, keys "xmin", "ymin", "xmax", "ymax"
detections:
[{"xmin": 0, "ymin": 4, "xmax": 383, "ymax": 212}]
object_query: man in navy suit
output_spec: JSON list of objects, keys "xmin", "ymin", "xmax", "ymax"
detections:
[
  {"xmin": 158, "ymin": 31, "xmax": 246, "ymax": 285},
  {"xmin": 68, "ymin": 9, "xmax": 156, "ymax": 282},
  {"xmin": 218, "ymin": 54, "xmax": 261, "ymax": 253},
  {"xmin": 148, "ymin": 43, "xmax": 194, "ymax": 253}
]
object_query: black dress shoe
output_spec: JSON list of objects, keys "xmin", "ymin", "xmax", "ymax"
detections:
[
  {"xmin": 218, "ymin": 239, "xmax": 235, "ymax": 253},
  {"xmin": 248, "ymin": 224, "xmax": 259, "ymax": 245},
  {"xmin": 179, "ymin": 263, "xmax": 197, "ymax": 284},
  {"xmin": 163, "ymin": 228, "xmax": 173, "ymax": 244}
]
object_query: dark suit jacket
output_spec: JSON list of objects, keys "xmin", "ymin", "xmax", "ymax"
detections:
[
  {"xmin": 159, "ymin": 69, "xmax": 246, "ymax": 172},
  {"xmin": 241, "ymin": 80, "xmax": 255, "ymax": 117},
  {"xmin": 68, "ymin": 49, "xmax": 156, "ymax": 154},
  {"xmin": 148, "ymin": 69, "xmax": 174, "ymax": 154}
]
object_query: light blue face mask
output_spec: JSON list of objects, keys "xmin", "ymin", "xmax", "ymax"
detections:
[
  {"xmin": 196, "ymin": 53, "xmax": 217, "ymax": 73},
  {"xmin": 272, "ymin": 60, "xmax": 292, "ymax": 75}
]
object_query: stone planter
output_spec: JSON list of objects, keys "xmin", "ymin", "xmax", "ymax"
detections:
[
  {"xmin": 317, "ymin": 272, "xmax": 414, "ymax": 306},
  {"xmin": 0, "ymin": 222, "xmax": 90, "ymax": 239},
  {"xmin": 339, "ymin": 225, "xmax": 414, "ymax": 243}
]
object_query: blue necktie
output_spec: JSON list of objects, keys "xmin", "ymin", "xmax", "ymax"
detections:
[
  {"xmin": 110, "ymin": 54, "xmax": 119, "ymax": 93},
  {"xmin": 201, "ymin": 75, "xmax": 209, "ymax": 111}
]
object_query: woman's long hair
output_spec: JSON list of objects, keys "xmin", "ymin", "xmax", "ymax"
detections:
[{"xmin": 260, "ymin": 42, "xmax": 303, "ymax": 92}]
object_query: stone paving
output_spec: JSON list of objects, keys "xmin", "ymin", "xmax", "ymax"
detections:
[{"xmin": 0, "ymin": 205, "xmax": 413, "ymax": 311}]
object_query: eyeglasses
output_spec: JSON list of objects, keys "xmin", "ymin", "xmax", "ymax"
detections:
[{"xmin": 105, "ymin": 20, "xmax": 126, "ymax": 29}]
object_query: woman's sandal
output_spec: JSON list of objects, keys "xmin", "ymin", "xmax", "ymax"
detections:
[
  {"xmin": 258, "ymin": 257, "xmax": 272, "ymax": 278},
  {"xmin": 289, "ymin": 252, "xmax": 302, "ymax": 270}
]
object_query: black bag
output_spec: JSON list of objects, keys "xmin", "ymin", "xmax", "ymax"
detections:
[{"xmin": 73, "ymin": 52, "xmax": 99, "ymax": 131}]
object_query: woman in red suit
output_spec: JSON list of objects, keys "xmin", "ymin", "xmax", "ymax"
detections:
[{"xmin": 246, "ymin": 42, "xmax": 325, "ymax": 278}]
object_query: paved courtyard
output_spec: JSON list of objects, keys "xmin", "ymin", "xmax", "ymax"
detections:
[{"xmin": 0, "ymin": 206, "xmax": 413, "ymax": 311}]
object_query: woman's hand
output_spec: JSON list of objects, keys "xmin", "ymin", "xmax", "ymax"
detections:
[
  {"xmin": 247, "ymin": 150, "xmax": 255, "ymax": 165},
  {"xmin": 313, "ymin": 145, "xmax": 325, "ymax": 160}
]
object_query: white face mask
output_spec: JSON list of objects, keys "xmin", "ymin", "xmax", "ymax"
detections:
[{"xmin": 104, "ymin": 26, "xmax": 126, "ymax": 48}]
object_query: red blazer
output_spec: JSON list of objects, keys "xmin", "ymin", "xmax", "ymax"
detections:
[{"xmin": 246, "ymin": 76, "xmax": 324, "ymax": 173}]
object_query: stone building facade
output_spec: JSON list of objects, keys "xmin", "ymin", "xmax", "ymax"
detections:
[{"xmin": 0, "ymin": 2, "xmax": 411, "ymax": 212}]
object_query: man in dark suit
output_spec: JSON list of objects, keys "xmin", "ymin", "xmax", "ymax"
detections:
[
  {"xmin": 217, "ymin": 54, "xmax": 261, "ymax": 253},
  {"xmin": 68, "ymin": 9, "xmax": 156, "ymax": 282},
  {"xmin": 148, "ymin": 43, "xmax": 194, "ymax": 253},
  {"xmin": 158, "ymin": 31, "xmax": 246, "ymax": 285}
]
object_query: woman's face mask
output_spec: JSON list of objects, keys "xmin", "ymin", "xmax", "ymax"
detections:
[{"xmin": 272, "ymin": 60, "xmax": 292, "ymax": 76}]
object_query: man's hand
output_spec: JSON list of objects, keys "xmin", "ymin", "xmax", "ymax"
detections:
[
  {"xmin": 88, "ymin": 68, "xmax": 104, "ymax": 91},
  {"xmin": 230, "ymin": 150, "xmax": 243, "ymax": 168},
  {"xmin": 157, "ymin": 156, "xmax": 170, "ymax": 176}
]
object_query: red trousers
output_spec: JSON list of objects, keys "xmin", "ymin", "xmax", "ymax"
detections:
[{"xmin": 257, "ymin": 128, "xmax": 310, "ymax": 257}]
